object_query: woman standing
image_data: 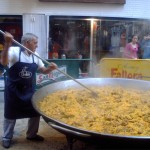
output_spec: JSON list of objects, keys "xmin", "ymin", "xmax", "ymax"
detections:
[{"xmin": 123, "ymin": 35, "xmax": 139, "ymax": 59}]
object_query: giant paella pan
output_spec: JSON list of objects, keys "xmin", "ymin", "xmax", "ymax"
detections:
[{"xmin": 32, "ymin": 78, "xmax": 150, "ymax": 148}]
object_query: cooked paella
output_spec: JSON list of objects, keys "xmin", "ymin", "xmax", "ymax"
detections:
[{"xmin": 38, "ymin": 86, "xmax": 150, "ymax": 136}]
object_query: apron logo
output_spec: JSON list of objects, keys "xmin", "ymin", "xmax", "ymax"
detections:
[{"xmin": 19, "ymin": 66, "xmax": 32, "ymax": 78}]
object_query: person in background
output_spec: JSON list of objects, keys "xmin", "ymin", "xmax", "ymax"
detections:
[
  {"xmin": 140, "ymin": 33, "xmax": 150, "ymax": 59},
  {"xmin": 0, "ymin": 35, "xmax": 5, "ymax": 75},
  {"xmin": 52, "ymin": 41, "xmax": 62, "ymax": 59},
  {"xmin": 1, "ymin": 32, "xmax": 57, "ymax": 148},
  {"xmin": 0, "ymin": 43, "xmax": 5, "ymax": 76},
  {"xmin": 122, "ymin": 35, "xmax": 139, "ymax": 59},
  {"xmin": 0, "ymin": 50, "xmax": 5, "ymax": 76},
  {"xmin": 119, "ymin": 31, "xmax": 126, "ymax": 57}
]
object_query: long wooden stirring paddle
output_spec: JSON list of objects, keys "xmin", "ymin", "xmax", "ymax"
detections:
[{"xmin": 0, "ymin": 30, "xmax": 98, "ymax": 97}]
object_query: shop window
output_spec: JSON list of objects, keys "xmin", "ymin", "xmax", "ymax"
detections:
[
  {"xmin": 49, "ymin": 16, "xmax": 150, "ymax": 75},
  {"xmin": 49, "ymin": 17, "xmax": 91, "ymax": 60},
  {"xmin": 0, "ymin": 15, "xmax": 23, "ymax": 48}
]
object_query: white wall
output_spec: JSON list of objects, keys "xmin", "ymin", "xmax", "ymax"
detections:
[{"xmin": 0, "ymin": 0, "xmax": 149, "ymax": 19}]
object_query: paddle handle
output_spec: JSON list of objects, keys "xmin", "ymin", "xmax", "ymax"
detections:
[{"xmin": 0, "ymin": 30, "xmax": 96, "ymax": 94}]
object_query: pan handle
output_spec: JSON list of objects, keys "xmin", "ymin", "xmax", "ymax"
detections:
[{"xmin": 48, "ymin": 122, "xmax": 91, "ymax": 138}]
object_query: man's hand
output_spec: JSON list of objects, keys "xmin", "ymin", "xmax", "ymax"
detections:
[
  {"xmin": 48, "ymin": 62, "xmax": 57, "ymax": 71},
  {"xmin": 4, "ymin": 32, "xmax": 13, "ymax": 45}
]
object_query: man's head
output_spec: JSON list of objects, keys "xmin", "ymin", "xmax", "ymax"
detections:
[{"xmin": 21, "ymin": 33, "xmax": 38, "ymax": 53}]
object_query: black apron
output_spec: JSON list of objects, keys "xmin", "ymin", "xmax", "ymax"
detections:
[{"xmin": 4, "ymin": 49, "xmax": 40, "ymax": 119}]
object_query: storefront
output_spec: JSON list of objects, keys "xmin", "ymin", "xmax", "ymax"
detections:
[
  {"xmin": 0, "ymin": 0, "xmax": 150, "ymax": 79},
  {"xmin": 48, "ymin": 16, "xmax": 150, "ymax": 66}
]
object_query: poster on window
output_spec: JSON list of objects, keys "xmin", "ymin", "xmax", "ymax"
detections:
[{"xmin": 36, "ymin": 66, "xmax": 67, "ymax": 87}]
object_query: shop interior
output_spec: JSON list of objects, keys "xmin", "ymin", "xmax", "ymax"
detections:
[
  {"xmin": 0, "ymin": 15, "xmax": 22, "ymax": 76},
  {"xmin": 1, "ymin": 15, "xmax": 150, "ymax": 77},
  {"xmin": 0, "ymin": 15, "xmax": 22, "ymax": 47},
  {"xmin": 48, "ymin": 16, "xmax": 150, "ymax": 75},
  {"xmin": 50, "ymin": 18, "xmax": 149, "ymax": 56}
]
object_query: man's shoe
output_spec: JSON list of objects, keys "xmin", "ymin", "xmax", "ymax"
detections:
[
  {"xmin": 26, "ymin": 135, "xmax": 44, "ymax": 142},
  {"xmin": 2, "ymin": 140, "xmax": 11, "ymax": 148}
]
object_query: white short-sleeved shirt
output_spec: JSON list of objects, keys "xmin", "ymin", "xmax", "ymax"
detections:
[{"xmin": 8, "ymin": 46, "xmax": 44, "ymax": 69}]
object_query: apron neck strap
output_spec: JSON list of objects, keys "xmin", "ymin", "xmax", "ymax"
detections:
[{"xmin": 19, "ymin": 47, "xmax": 35, "ymax": 63}]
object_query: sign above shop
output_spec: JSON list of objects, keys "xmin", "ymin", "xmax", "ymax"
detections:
[{"xmin": 39, "ymin": 0, "xmax": 126, "ymax": 4}]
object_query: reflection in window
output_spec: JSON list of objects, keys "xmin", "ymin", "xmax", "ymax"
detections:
[
  {"xmin": 0, "ymin": 15, "xmax": 22, "ymax": 44},
  {"xmin": 49, "ymin": 16, "xmax": 150, "ymax": 74},
  {"xmin": 49, "ymin": 18, "xmax": 91, "ymax": 60}
]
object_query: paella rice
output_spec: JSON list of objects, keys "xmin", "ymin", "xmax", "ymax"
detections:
[{"xmin": 38, "ymin": 86, "xmax": 150, "ymax": 136}]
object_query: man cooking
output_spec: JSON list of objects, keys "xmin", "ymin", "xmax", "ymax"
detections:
[{"xmin": 1, "ymin": 32, "xmax": 57, "ymax": 148}]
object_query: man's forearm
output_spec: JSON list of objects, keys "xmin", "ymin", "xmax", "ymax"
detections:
[{"xmin": 1, "ymin": 43, "xmax": 11, "ymax": 66}]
